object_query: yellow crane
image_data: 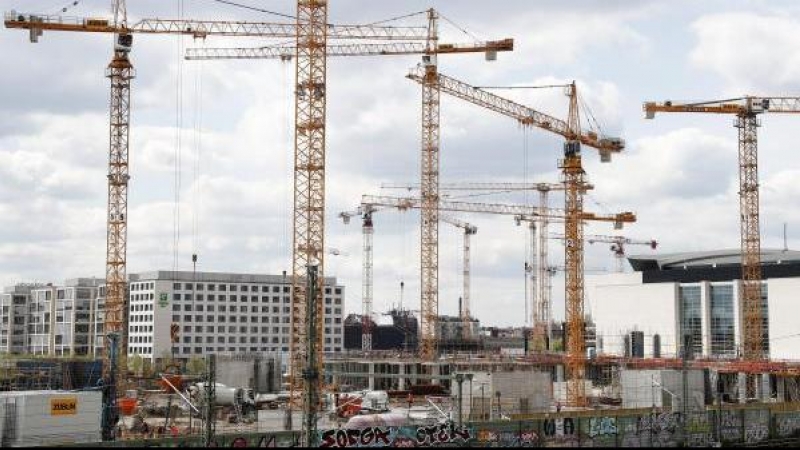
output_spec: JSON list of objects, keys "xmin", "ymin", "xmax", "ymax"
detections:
[
  {"xmin": 5, "ymin": 2, "xmax": 458, "ymax": 431},
  {"xmin": 180, "ymin": 8, "xmax": 513, "ymax": 400},
  {"xmin": 644, "ymin": 97, "xmax": 800, "ymax": 371},
  {"xmin": 406, "ymin": 71, "xmax": 625, "ymax": 406}
]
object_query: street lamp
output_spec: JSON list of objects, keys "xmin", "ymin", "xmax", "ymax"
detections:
[{"xmin": 495, "ymin": 391, "xmax": 502, "ymax": 419}]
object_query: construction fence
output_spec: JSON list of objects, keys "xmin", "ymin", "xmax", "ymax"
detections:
[{"xmin": 50, "ymin": 404, "xmax": 800, "ymax": 447}]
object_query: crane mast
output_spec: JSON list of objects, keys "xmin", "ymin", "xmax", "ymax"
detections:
[
  {"xmin": 418, "ymin": 8, "xmax": 441, "ymax": 361},
  {"xmin": 291, "ymin": 0, "xmax": 329, "ymax": 419},
  {"xmin": 362, "ymin": 207, "xmax": 375, "ymax": 351},
  {"xmin": 737, "ymin": 110, "xmax": 763, "ymax": 364},
  {"xmin": 561, "ymin": 81, "xmax": 590, "ymax": 406},
  {"xmin": 538, "ymin": 188, "xmax": 552, "ymax": 350}
]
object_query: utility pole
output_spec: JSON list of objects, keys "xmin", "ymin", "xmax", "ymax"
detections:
[
  {"xmin": 302, "ymin": 265, "xmax": 320, "ymax": 447},
  {"xmin": 455, "ymin": 373, "xmax": 464, "ymax": 426},
  {"xmin": 101, "ymin": 332, "xmax": 120, "ymax": 441},
  {"xmin": 204, "ymin": 354, "xmax": 216, "ymax": 447},
  {"xmin": 190, "ymin": 254, "xmax": 197, "ymax": 433}
]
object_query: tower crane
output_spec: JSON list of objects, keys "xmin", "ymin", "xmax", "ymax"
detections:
[
  {"xmin": 339, "ymin": 205, "xmax": 380, "ymax": 352},
  {"xmin": 644, "ymin": 96, "xmax": 800, "ymax": 367},
  {"xmin": 381, "ymin": 181, "xmax": 578, "ymax": 350},
  {"xmin": 176, "ymin": 7, "xmax": 513, "ymax": 401},
  {"xmin": 7, "ymin": 4, "xmax": 513, "ymax": 414},
  {"xmin": 550, "ymin": 234, "xmax": 658, "ymax": 273},
  {"xmin": 439, "ymin": 214, "xmax": 478, "ymax": 339},
  {"xmin": 406, "ymin": 70, "xmax": 625, "ymax": 406},
  {"xmin": 361, "ymin": 194, "xmax": 635, "ymax": 367}
]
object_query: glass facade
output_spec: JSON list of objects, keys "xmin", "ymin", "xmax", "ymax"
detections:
[
  {"xmin": 679, "ymin": 285, "xmax": 703, "ymax": 357},
  {"xmin": 710, "ymin": 284, "xmax": 735, "ymax": 357}
]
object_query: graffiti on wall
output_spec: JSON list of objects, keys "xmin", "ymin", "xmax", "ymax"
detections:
[
  {"xmin": 684, "ymin": 413, "xmax": 712, "ymax": 447},
  {"xmin": 617, "ymin": 412, "xmax": 683, "ymax": 447},
  {"xmin": 476, "ymin": 428, "xmax": 539, "ymax": 447},
  {"xmin": 318, "ymin": 421, "xmax": 472, "ymax": 448},
  {"xmin": 718, "ymin": 410, "xmax": 742, "ymax": 442},
  {"xmin": 776, "ymin": 412, "xmax": 800, "ymax": 438},
  {"xmin": 587, "ymin": 417, "xmax": 617, "ymax": 438},
  {"xmin": 542, "ymin": 417, "xmax": 579, "ymax": 446},
  {"xmin": 744, "ymin": 409, "xmax": 770, "ymax": 444}
]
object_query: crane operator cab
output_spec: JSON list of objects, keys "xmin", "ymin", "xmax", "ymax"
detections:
[{"xmin": 115, "ymin": 33, "xmax": 132, "ymax": 53}]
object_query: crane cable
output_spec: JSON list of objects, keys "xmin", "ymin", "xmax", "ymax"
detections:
[
  {"xmin": 205, "ymin": 0, "xmax": 295, "ymax": 20},
  {"xmin": 173, "ymin": 0, "xmax": 186, "ymax": 274},
  {"xmin": 191, "ymin": 38, "xmax": 206, "ymax": 260}
]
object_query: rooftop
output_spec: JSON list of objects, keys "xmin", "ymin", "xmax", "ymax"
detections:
[{"xmin": 627, "ymin": 249, "xmax": 800, "ymax": 272}]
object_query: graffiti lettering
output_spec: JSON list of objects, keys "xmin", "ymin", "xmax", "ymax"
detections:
[
  {"xmin": 543, "ymin": 417, "xmax": 575, "ymax": 438},
  {"xmin": 744, "ymin": 427, "xmax": 769, "ymax": 443},
  {"xmin": 588, "ymin": 417, "xmax": 618, "ymax": 438},
  {"xmin": 319, "ymin": 427, "xmax": 391, "ymax": 448},
  {"xmin": 415, "ymin": 422, "xmax": 471, "ymax": 446},
  {"xmin": 476, "ymin": 429, "xmax": 538, "ymax": 446},
  {"xmin": 319, "ymin": 423, "xmax": 469, "ymax": 448},
  {"xmin": 776, "ymin": 413, "xmax": 800, "ymax": 438}
]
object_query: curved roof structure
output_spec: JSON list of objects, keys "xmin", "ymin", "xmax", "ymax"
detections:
[{"xmin": 628, "ymin": 249, "xmax": 800, "ymax": 272}]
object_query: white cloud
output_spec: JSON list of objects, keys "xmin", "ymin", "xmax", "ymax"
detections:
[{"xmin": 690, "ymin": 12, "xmax": 800, "ymax": 92}]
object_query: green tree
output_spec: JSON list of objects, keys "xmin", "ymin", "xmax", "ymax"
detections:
[
  {"xmin": 186, "ymin": 356, "xmax": 206, "ymax": 375},
  {"xmin": 128, "ymin": 354, "xmax": 144, "ymax": 377}
]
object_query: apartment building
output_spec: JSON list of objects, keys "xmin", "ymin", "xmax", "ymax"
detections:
[
  {"xmin": 28, "ymin": 278, "xmax": 103, "ymax": 356},
  {"xmin": 0, "ymin": 284, "xmax": 42, "ymax": 354}
]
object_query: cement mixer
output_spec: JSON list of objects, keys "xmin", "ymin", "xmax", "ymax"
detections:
[{"xmin": 189, "ymin": 382, "xmax": 253, "ymax": 408}]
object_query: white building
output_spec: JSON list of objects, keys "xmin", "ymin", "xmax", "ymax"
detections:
[
  {"xmin": 28, "ymin": 279, "xmax": 103, "ymax": 356},
  {"xmin": 125, "ymin": 271, "xmax": 345, "ymax": 364},
  {"xmin": 587, "ymin": 249, "xmax": 799, "ymax": 360},
  {"xmin": 0, "ymin": 284, "xmax": 41, "ymax": 354}
]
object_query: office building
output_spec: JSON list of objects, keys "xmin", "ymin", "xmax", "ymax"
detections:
[{"xmin": 588, "ymin": 249, "xmax": 800, "ymax": 360}]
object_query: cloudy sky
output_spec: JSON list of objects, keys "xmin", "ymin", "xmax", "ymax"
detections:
[{"xmin": 2, "ymin": 0, "xmax": 800, "ymax": 327}]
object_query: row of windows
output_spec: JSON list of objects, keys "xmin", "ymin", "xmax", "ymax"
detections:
[
  {"xmin": 130, "ymin": 282, "xmax": 155, "ymax": 291},
  {"xmin": 170, "ymin": 303, "xmax": 342, "ymax": 314},
  {"xmin": 170, "ymin": 282, "xmax": 342, "ymax": 296},
  {"xmin": 128, "ymin": 345, "xmax": 342, "ymax": 356},
  {"xmin": 130, "ymin": 325, "xmax": 153, "ymax": 333},
  {"xmin": 132, "ymin": 304, "xmax": 153, "ymax": 312},
  {"xmin": 131, "ymin": 293, "xmax": 154, "ymax": 301},
  {"xmin": 172, "ymin": 293, "xmax": 342, "ymax": 305},
  {"xmin": 131, "ymin": 335, "xmax": 152, "ymax": 344},
  {"xmin": 176, "ymin": 324, "xmax": 341, "ymax": 335},
  {"xmin": 131, "ymin": 314, "xmax": 152, "ymax": 323}
]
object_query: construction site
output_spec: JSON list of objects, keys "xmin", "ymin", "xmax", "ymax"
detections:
[{"xmin": 2, "ymin": 0, "xmax": 800, "ymax": 447}]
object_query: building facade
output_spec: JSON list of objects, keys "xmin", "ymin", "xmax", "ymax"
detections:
[
  {"xmin": 1, "ymin": 271, "xmax": 345, "ymax": 363},
  {"xmin": 588, "ymin": 249, "xmax": 797, "ymax": 360},
  {"xmin": 28, "ymin": 278, "xmax": 102, "ymax": 356},
  {"xmin": 0, "ymin": 284, "xmax": 41, "ymax": 354},
  {"xmin": 124, "ymin": 271, "xmax": 345, "ymax": 363}
]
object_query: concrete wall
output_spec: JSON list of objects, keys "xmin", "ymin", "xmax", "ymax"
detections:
[
  {"xmin": 0, "ymin": 390, "xmax": 101, "ymax": 447},
  {"xmin": 620, "ymin": 369, "xmax": 704, "ymax": 412},
  {"xmin": 587, "ymin": 272, "xmax": 679, "ymax": 358},
  {"xmin": 763, "ymin": 278, "xmax": 800, "ymax": 360}
]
